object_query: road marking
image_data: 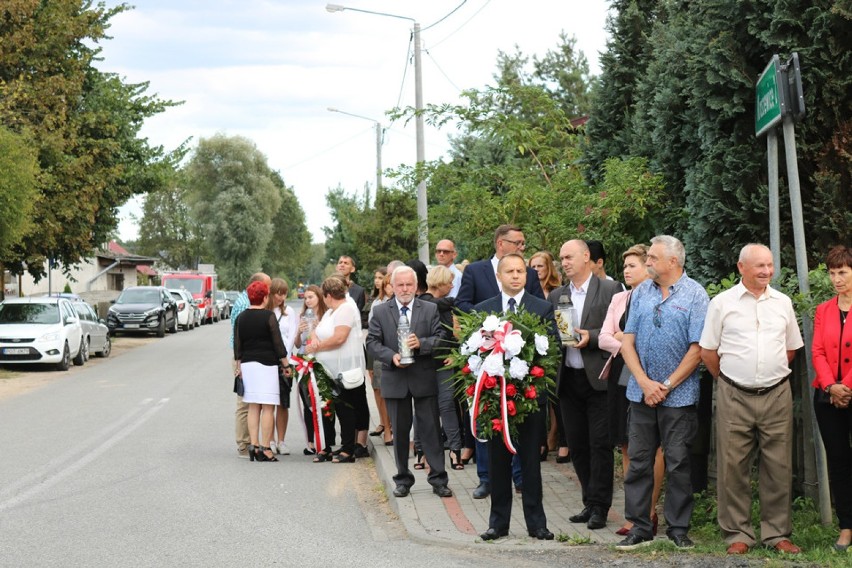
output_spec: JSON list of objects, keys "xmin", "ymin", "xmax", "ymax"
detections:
[{"xmin": 0, "ymin": 398, "xmax": 169, "ymax": 512}]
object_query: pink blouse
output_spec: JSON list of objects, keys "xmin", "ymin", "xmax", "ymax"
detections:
[{"xmin": 599, "ymin": 289, "xmax": 632, "ymax": 356}]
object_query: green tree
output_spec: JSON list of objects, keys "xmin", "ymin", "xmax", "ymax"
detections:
[
  {"xmin": 260, "ymin": 171, "xmax": 312, "ymax": 285},
  {"xmin": 0, "ymin": 127, "xmax": 38, "ymax": 259},
  {"xmin": 0, "ymin": 1, "xmax": 179, "ymax": 280}
]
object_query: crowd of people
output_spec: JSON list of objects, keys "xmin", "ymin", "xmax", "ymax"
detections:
[{"xmin": 228, "ymin": 227, "xmax": 852, "ymax": 554}]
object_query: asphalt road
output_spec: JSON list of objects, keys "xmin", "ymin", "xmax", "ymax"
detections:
[{"xmin": 0, "ymin": 316, "xmax": 590, "ymax": 568}]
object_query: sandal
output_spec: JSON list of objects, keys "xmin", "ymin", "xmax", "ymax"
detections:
[
  {"xmin": 449, "ymin": 449, "xmax": 464, "ymax": 470},
  {"xmin": 369, "ymin": 425, "xmax": 385, "ymax": 437},
  {"xmin": 413, "ymin": 450, "xmax": 426, "ymax": 470},
  {"xmin": 313, "ymin": 450, "xmax": 333, "ymax": 463},
  {"xmin": 333, "ymin": 452, "xmax": 355, "ymax": 463}
]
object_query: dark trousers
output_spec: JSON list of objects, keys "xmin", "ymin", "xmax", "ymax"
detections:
[
  {"xmin": 488, "ymin": 404, "xmax": 547, "ymax": 532},
  {"xmin": 815, "ymin": 397, "xmax": 852, "ymax": 529},
  {"xmin": 560, "ymin": 367, "xmax": 613, "ymax": 509},
  {"xmin": 347, "ymin": 382, "xmax": 369, "ymax": 431},
  {"xmin": 334, "ymin": 386, "xmax": 359, "ymax": 455},
  {"xmin": 386, "ymin": 394, "xmax": 448, "ymax": 488},
  {"xmin": 625, "ymin": 402, "xmax": 697, "ymax": 538},
  {"xmin": 300, "ymin": 381, "xmax": 335, "ymax": 447}
]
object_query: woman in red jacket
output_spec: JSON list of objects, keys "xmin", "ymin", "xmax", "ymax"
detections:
[{"xmin": 812, "ymin": 245, "xmax": 852, "ymax": 551}]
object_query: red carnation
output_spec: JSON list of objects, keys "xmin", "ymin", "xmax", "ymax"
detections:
[
  {"xmin": 483, "ymin": 375, "xmax": 497, "ymax": 389},
  {"xmin": 525, "ymin": 386, "xmax": 537, "ymax": 399},
  {"xmin": 507, "ymin": 400, "xmax": 517, "ymax": 416},
  {"xmin": 492, "ymin": 418, "xmax": 503, "ymax": 432},
  {"xmin": 530, "ymin": 366, "xmax": 545, "ymax": 378},
  {"xmin": 462, "ymin": 364, "xmax": 471, "ymax": 375},
  {"xmin": 505, "ymin": 383, "xmax": 517, "ymax": 397},
  {"xmin": 465, "ymin": 384, "xmax": 475, "ymax": 397}
]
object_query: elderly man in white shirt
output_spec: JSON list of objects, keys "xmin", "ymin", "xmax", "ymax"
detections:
[{"xmin": 699, "ymin": 243, "xmax": 804, "ymax": 556}]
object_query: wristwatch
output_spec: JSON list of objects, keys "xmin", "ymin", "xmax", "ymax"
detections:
[{"xmin": 663, "ymin": 379, "xmax": 672, "ymax": 389}]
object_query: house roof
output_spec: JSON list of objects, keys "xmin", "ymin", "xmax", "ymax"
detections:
[{"xmin": 97, "ymin": 240, "xmax": 158, "ymax": 266}]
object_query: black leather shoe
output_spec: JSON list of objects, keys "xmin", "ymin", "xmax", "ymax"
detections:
[
  {"xmin": 587, "ymin": 507, "xmax": 607, "ymax": 530},
  {"xmin": 433, "ymin": 484, "xmax": 453, "ymax": 498},
  {"xmin": 472, "ymin": 482, "xmax": 491, "ymax": 499},
  {"xmin": 569, "ymin": 506, "xmax": 592, "ymax": 523},
  {"xmin": 480, "ymin": 527, "xmax": 508, "ymax": 541},
  {"xmin": 528, "ymin": 527, "xmax": 554, "ymax": 540},
  {"xmin": 392, "ymin": 485, "xmax": 410, "ymax": 498},
  {"xmin": 353, "ymin": 444, "xmax": 370, "ymax": 458}
]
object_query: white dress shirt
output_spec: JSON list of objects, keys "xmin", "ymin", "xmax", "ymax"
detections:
[{"xmin": 565, "ymin": 273, "xmax": 592, "ymax": 369}]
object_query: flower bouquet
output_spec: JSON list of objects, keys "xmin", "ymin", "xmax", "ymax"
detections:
[
  {"xmin": 290, "ymin": 353, "xmax": 338, "ymax": 453},
  {"xmin": 445, "ymin": 307, "xmax": 559, "ymax": 454}
]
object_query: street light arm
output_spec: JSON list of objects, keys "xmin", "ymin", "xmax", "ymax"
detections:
[{"xmin": 325, "ymin": 3, "xmax": 415, "ymax": 23}]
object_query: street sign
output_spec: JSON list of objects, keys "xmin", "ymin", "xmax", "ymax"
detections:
[{"xmin": 755, "ymin": 55, "xmax": 786, "ymax": 137}]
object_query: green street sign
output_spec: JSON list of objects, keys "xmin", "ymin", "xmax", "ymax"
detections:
[{"xmin": 755, "ymin": 55, "xmax": 785, "ymax": 137}]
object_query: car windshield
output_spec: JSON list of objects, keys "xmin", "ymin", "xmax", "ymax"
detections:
[
  {"xmin": 117, "ymin": 289, "xmax": 160, "ymax": 304},
  {"xmin": 0, "ymin": 303, "xmax": 61, "ymax": 324},
  {"xmin": 163, "ymin": 278, "xmax": 204, "ymax": 294},
  {"xmin": 215, "ymin": 291, "xmax": 225, "ymax": 300}
]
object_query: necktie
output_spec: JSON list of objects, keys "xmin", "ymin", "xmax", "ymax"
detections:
[
  {"xmin": 401, "ymin": 305, "xmax": 409, "ymax": 317},
  {"xmin": 507, "ymin": 298, "xmax": 516, "ymax": 313}
]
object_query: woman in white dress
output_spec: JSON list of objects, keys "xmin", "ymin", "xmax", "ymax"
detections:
[{"xmin": 234, "ymin": 281, "xmax": 289, "ymax": 462}]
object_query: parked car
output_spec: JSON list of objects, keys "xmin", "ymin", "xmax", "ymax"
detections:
[
  {"xmin": 169, "ymin": 289, "xmax": 198, "ymax": 331},
  {"xmin": 107, "ymin": 286, "xmax": 178, "ymax": 337},
  {"xmin": 0, "ymin": 296, "xmax": 85, "ymax": 370},
  {"xmin": 71, "ymin": 301, "xmax": 111, "ymax": 359},
  {"xmin": 214, "ymin": 291, "xmax": 231, "ymax": 320}
]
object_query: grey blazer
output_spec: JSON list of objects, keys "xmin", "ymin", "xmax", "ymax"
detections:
[
  {"xmin": 548, "ymin": 275, "xmax": 623, "ymax": 391},
  {"xmin": 366, "ymin": 298, "xmax": 442, "ymax": 399}
]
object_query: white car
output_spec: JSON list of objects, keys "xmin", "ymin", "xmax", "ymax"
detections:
[
  {"xmin": 70, "ymin": 301, "xmax": 111, "ymax": 359},
  {"xmin": 0, "ymin": 296, "xmax": 85, "ymax": 370},
  {"xmin": 169, "ymin": 289, "xmax": 198, "ymax": 331}
]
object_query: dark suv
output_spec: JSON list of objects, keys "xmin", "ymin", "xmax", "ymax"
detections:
[{"xmin": 107, "ymin": 286, "xmax": 178, "ymax": 337}]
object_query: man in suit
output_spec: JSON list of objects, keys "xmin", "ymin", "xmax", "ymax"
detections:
[
  {"xmin": 366, "ymin": 265, "xmax": 452, "ymax": 498},
  {"xmin": 549, "ymin": 239, "xmax": 622, "ymax": 529},
  {"xmin": 476, "ymin": 253, "xmax": 556, "ymax": 541},
  {"xmin": 455, "ymin": 224, "xmax": 545, "ymax": 498},
  {"xmin": 337, "ymin": 255, "xmax": 366, "ymax": 328}
]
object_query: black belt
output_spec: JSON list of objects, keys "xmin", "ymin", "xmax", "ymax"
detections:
[{"xmin": 719, "ymin": 373, "xmax": 788, "ymax": 395}]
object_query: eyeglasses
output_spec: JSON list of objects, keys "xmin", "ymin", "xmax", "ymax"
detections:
[
  {"xmin": 435, "ymin": 249, "xmax": 455, "ymax": 254},
  {"xmin": 653, "ymin": 302, "xmax": 663, "ymax": 328},
  {"xmin": 501, "ymin": 238, "xmax": 526, "ymax": 249}
]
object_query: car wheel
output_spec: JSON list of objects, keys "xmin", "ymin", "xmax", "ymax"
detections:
[
  {"xmin": 156, "ymin": 316, "xmax": 166, "ymax": 338},
  {"xmin": 56, "ymin": 341, "xmax": 71, "ymax": 371},
  {"xmin": 72, "ymin": 338, "xmax": 87, "ymax": 366},
  {"xmin": 96, "ymin": 335, "xmax": 111, "ymax": 358},
  {"xmin": 168, "ymin": 313, "xmax": 178, "ymax": 334}
]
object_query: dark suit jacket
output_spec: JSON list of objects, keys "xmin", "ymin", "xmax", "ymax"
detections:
[
  {"xmin": 456, "ymin": 258, "xmax": 544, "ymax": 313},
  {"xmin": 348, "ymin": 282, "xmax": 367, "ymax": 329},
  {"xmin": 366, "ymin": 298, "xmax": 442, "ymax": 399},
  {"xmin": 547, "ymin": 275, "xmax": 622, "ymax": 391}
]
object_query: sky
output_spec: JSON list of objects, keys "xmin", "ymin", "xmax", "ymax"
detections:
[{"xmin": 98, "ymin": 0, "xmax": 612, "ymax": 244}]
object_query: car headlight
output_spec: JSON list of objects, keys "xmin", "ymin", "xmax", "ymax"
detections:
[
  {"xmin": 108, "ymin": 307, "xmax": 119, "ymax": 315},
  {"xmin": 40, "ymin": 331, "xmax": 60, "ymax": 342},
  {"xmin": 144, "ymin": 308, "xmax": 160, "ymax": 318}
]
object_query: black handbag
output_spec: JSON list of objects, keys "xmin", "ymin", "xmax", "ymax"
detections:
[{"xmin": 233, "ymin": 374, "xmax": 244, "ymax": 397}]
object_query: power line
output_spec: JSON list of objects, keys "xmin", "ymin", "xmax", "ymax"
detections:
[
  {"xmin": 421, "ymin": 0, "xmax": 468, "ymax": 32},
  {"xmin": 429, "ymin": 0, "xmax": 493, "ymax": 50},
  {"xmin": 424, "ymin": 49, "xmax": 462, "ymax": 93}
]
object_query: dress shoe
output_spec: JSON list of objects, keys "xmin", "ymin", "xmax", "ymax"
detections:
[
  {"xmin": 472, "ymin": 482, "xmax": 491, "ymax": 499},
  {"xmin": 669, "ymin": 534, "xmax": 694, "ymax": 549},
  {"xmin": 727, "ymin": 542, "xmax": 749, "ymax": 555},
  {"xmin": 353, "ymin": 444, "xmax": 370, "ymax": 458},
  {"xmin": 772, "ymin": 540, "xmax": 801, "ymax": 554},
  {"xmin": 569, "ymin": 506, "xmax": 592, "ymax": 523},
  {"xmin": 586, "ymin": 507, "xmax": 607, "ymax": 530},
  {"xmin": 528, "ymin": 527, "xmax": 554, "ymax": 540},
  {"xmin": 392, "ymin": 484, "xmax": 410, "ymax": 498},
  {"xmin": 615, "ymin": 533, "xmax": 653, "ymax": 550},
  {"xmin": 480, "ymin": 527, "xmax": 508, "ymax": 541},
  {"xmin": 433, "ymin": 484, "xmax": 453, "ymax": 498}
]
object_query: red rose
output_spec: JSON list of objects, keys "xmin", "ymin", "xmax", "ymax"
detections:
[
  {"xmin": 462, "ymin": 364, "xmax": 471, "ymax": 375},
  {"xmin": 505, "ymin": 383, "xmax": 517, "ymax": 397},
  {"xmin": 483, "ymin": 375, "xmax": 497, "ymax": 389},
  {"xmin": 525, "ymin": 386, "xmax": 537, "ymax": 399},
  {"xmin": 465, "ymin": 384, "xmax": 475, "ymax": 397},
  {"xmin": 492, "ymin": 418, "xmax": 503, "ymax": 432},
  {"xmin": 324, "ymin": 412, "xmax": 332, "ymax": 417},
  {"xmin": 507, "ymin": 400, "xmax": 517, "ymax": 416},
  {"xmin": 481, "ymin": 402, "xmax": 489, "ymax": 412},
  {"xmin": 530, "ymin": 366, "xmax": 545, "ymax": 378}
]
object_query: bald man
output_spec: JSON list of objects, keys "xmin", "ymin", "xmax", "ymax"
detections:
[{"xmin": 434, "ymin": 239, "xmax": 462, "ymax": 297}]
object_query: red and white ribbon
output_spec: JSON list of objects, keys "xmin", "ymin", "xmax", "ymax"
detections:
[
  {"xmin": 291, "ymin": 354, "xmax": 327, "ymax": 454},
  {"xmin": 469, "ymin": 366, "xmax": 517, "ymax": 455}
]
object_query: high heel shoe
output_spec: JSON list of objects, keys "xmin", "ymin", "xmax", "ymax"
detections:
[
  {"xmin": 449, "ymin": 449, "xmax": 464, "ymax": 470},
  {"xmin": 413, "ymin": 450, "xmax": 426, "ymax": 470},
  {"xmin": 460, "ymin": 448, "xmax": 474, "ymax": 465},
  {"xmin": 540, "ymin": 446, "xmax": 548, "ymax": 462},
  {"xmin": 259, "ymin": 446, "xmax": 278, "ymax": 462},
  {"xmin": 248, "ymin": 444, "xmax": 256, "ymax": 462}
]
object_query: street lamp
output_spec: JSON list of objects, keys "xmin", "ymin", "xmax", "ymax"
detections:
[
  {"xmin": 327, "ymin": 107, "xmax": 383, "ymax": 195},
  {"xmin": 326, "ymin": 3, "xmax": 428, "ymax": 264}
]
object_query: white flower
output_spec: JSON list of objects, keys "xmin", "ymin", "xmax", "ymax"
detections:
[
  {"xmin": 509, "ymin": 357, "xmax": 529, "ymax": 380},
  {"xmin": 534, "ymin": 333, "xmax": 549, "ymax": 355},
  {"xmin": 482, "ymin": 315, "xmax": 502, "ymax": 332},
  {"xmin": 464, "ymin": 330, "xmax": 484, "ymax": 354},
  {"xmin": 482, "ymin": 352, "xmax": 506, "ymax": 377},
  {"xmin": 502, "ymin": 330, "xmax": 525, "ymax": 358},
  {"xmin": 467, "ymin": 354, "xmax": 483, "ymax": 375}
]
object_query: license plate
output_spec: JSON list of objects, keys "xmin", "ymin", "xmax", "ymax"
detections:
[
  {"xmin": 124, "ymin": 324, "xmax": 140, "ymax": 329},
  {"xmin": 4, "ymin": 348, "xmax": 29, "ymax": 355}
]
